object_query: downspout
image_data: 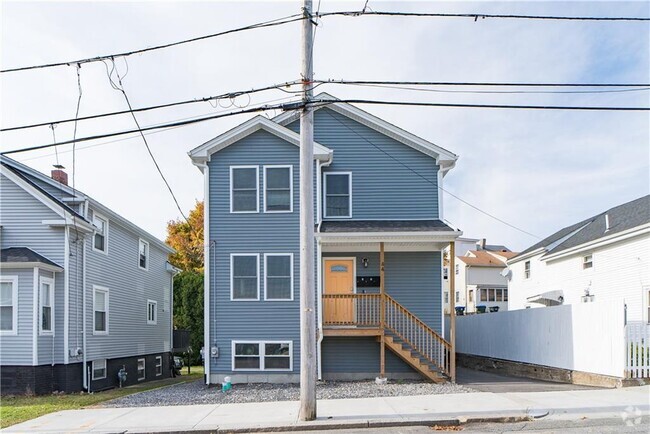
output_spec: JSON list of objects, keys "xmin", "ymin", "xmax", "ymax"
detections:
[
  {"xmin": 198, "ymin": 162, "xmax": 211, "ymax": 385},
  {"xmin": 316, "ymin": 155, "xmax": 332, "ymax": 380},
  {"xmin": 64, "ymin": 226, "xmax": 70, "ymax": 365},
  {"xmin": 82, "ymin": 237, "xmax": 88, "ymax": 390}
]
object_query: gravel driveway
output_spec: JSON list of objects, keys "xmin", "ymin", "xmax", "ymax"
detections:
[{"xmin": 101, "ymin": 379, "xmax": 475, "ymax": 408}]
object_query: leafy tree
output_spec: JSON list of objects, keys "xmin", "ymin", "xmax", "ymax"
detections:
[
  {"xmin": 166, "ymin": 201, "xmax": 204, "ymax": 272},
  {"xmin": 166, "ymin": 201, "xmax": 205, "ymax": 365},
  {"xmin": 173, "ymin": 271, "xmax": 204, "ymax": 365}
]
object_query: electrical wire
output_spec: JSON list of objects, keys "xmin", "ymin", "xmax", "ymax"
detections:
[
  {"xmin": 319, "ymin": 108, "xmax": 541, "ymax": 239},
  {"xmin": 4, "ymin": 79, "xmax": 648, "ymax": 133},
  {"xmin": 307, "ymin": 98, "xmax": 650, "ymax": 111},
  {"xmin": 1, "ymin": 101, "xmax": 300, "ymax": 155},
  {"xmin": 1, "ymin": 80, "xmax": 303, "ymax": 132},
  {"xmin": 318, "ymin": 10, "xmax": 650, "ymax": 22},
  {"xmin": 1, "ymin": 14, "xmax": 307, "ymax": 73},
  {"xmin": 107, "ymin": 59, "xmax": 188, "ymax": 221},
  {"xmin": 3, "ymin": 8, "xmax": 648, "ymax": 74}
]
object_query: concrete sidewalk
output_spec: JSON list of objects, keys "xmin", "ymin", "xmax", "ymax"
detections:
[{"xmin": 4, "ymin": 386, "xmax": 649, "ymax": 433}]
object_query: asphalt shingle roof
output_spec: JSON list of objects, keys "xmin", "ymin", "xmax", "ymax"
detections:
[
  {"xmin": 1, "ymin": 247, "xmax": 62, "ymax": 268},
  {"xmin": 319, "ymin": 220, "xmax": 455, "ymax": 233},
  {"xmin": 512, "ymin": 195, "xmax": 650, "ymax": 260}
]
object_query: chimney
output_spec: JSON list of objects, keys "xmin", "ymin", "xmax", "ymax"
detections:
[
  {"xmin": 479, "ymin": 238, "xmax": 486, "ymax": 250},
  {"xmin": 51, "ymin": 168, "xmax": 68, "ymax": 185}
]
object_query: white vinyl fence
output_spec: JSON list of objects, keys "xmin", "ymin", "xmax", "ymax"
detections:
[
  {"xmin": 453, "ymin": 301, "xmax": 626, "ymax": 378},
  {"xmin": 626, "ymin": 321, "xmax": 650, "ymax": 378}
]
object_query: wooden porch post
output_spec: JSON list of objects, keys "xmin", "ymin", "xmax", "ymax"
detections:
[
  {"xmin": 380, "ymin": 242, "xmax": 386, "ymax": 378},
  {"xmin": 449, "ymin": 241, "xmax": 456, "ymax": 382}
]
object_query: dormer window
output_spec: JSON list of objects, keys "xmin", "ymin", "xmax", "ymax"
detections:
[
  {"xmin": 92, "ymin": 213, "xmax": 108, "ymax": 253},
  {"xmin": 324, "ymin": 172, "xmax": 352, "ymax": 218}
]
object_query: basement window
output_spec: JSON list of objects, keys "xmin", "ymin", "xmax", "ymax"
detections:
[
  {"xmin": 155, "ymin": 356, "xmax": 162, "ymax": 376},
  {"xmin": 137, "ymin": 358, "xmax": 145, "ymax": 381},
  {"xmin": 233, "ymin": 341, "xmax": 292, "ymax": 371},
  {"xmin": 92, "ymin": 359, "xmax": 107, "ymax": 380}
]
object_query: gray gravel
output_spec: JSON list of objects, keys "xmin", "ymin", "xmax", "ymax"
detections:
[{"xmin": 101, "ymin": 379, "xmax": 476, "ymax": 408}]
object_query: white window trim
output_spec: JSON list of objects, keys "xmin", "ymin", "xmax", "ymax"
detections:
[
  {"xmin": 323, "ymin": 172, "xmax": 352, "ymax": 219},
  {"xmin": 231, "ymin": 340, "xmax": 293, "ymax": 372},
  {"xmin": 92, "ymin": 212, "xmax": 109, "ymax": 254},
  {"xmin": 0, "ymin": 276, "xmax": 18, "ymax": 336},
  {"xmin": 147, "ymin": 299, "xmax": 158, "ymax": 325},
  {"xmin": 155, "ymin": 355, "xmax": 163, "ymax": 376},
  {"xmin": 39, "ymin": 276, "xmax": 55, "ymax": 336},
  {"xmin": 264, "ymin": 253, "xmax": 294, "ymax": 301},
  {"xmin": 137, "ymin": 358, "xmax": 146, "ymax": 381},
  {"xmin": 582, "ymin": 254, "xmax": 593, "ymax": 270},
  {"xmin": 230, "ymin": 253, "xmax": 260, "ymax": 301},
  {"xmin": 263, "ymin": 165, "xmax": 293, "ymax": 213},
  {"xmin": 524, "ymin": 261, "xmax": 531, "ymax": 279},
  {"xmin": 230, "ymin": 165, "xmax": 259, "ymax": 214},
  {"xmin": 138, "ymin": 238, "xmax": 150, "ymax": 271},
  {"xmin": 93, "ymin": 285, "xmax": 109, "ymax": 335},
  {"xmin": 91, "ymin": 359, "xmax": 107, "ymax": 380}
]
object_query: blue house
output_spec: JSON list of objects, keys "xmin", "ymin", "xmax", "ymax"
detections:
[
  {"xmin": 0, "ymin": 156, "xmax": 176, "ymax": 394},
  {"xmin": 189, "ymin": 94, "xmax": 461, "ymax": 384}
]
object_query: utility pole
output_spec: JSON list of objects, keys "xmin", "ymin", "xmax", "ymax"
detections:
[{"xmin": 299, "ymin": 0, "xmax": 317, "ymax": 422}]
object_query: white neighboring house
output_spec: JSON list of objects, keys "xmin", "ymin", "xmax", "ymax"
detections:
[
  {"xmin": 506, "ymin": 195, "xmax": 650, "ymax": 323},
  {"xmin": 443, "ymin": 239, "xmax": 517, "ymax": 314}
]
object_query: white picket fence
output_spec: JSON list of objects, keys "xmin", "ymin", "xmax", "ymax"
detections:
[{"xmin": 625, "ymin": 321, "xmax": 650, "ymax": 378}]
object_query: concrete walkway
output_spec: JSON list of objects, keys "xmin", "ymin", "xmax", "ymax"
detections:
[
  {"xmin": 456, "ymin": 367, "xmax": 598, "ymax": 393},
  {"xmin": 4, "ymin": 386, "xmax": 649, "ymax": 433}
]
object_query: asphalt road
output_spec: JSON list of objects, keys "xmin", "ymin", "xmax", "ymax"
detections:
[{"xmin": 284, "ymin": 416, "xmax": 650, "ymax": 433}]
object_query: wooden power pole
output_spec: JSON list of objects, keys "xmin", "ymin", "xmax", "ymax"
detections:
[
  {"xmin": 298, "ymin": 0, "xmax": 317, "ymax": 421},
  {"xmin": 449, "ymin": 241, "xmax": 456, "ymax": 382}
]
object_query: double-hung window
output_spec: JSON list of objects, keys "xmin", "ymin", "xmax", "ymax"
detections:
[
  {"xmin": 92, "ymin": 359, "xmax": 107, "ymax": 380},
  {"xmin": 524, "ymin": 261, "xmax": 531, "ymax": 279},
  {"xmin": 93, "ymin": 286, "xmax": 109, "ymax": 335},
  {"xmin": 40, "ymin": 277, "xmax": 54, "ymax": 335},
  {"xmin": 92, "ymin": 213, "xmax": 108, "ymax": 253},
  {"xmin": 583, "ymin": 254, "xmax": 593, "ymax": 270},
  {"xmin": 264, "ymin": 166, "xmax": 292, "ymax": 212},
  {"xmin": 139, "ymin": 239, "xmax": 149, "ymax": 270},
  {"xmin": 324, "ymin": 172, "xmax": 352, "ymax": 218},
  {"xmin": 231, "ymin": 254, "xmax": 260, "ymax": 300},
  {"xmin": 230, "ymin": 166, "xmax": 259, "ymax": 213},
  {"xmin": 233, "ymin": 341, "xmax": 292, "ymax": 371},
  {"xmin": 147, "ymin": 300, "xmax": 157, "ymax": 325},
  {"xmin": 155, "ymin": 356, "xmax": 163, "ymax": 376},
  {"xmin": 264, "ymin": 254, "xmax": 293, "ymax": 300},
  {"xmin": 0, "ymin": 276, "xmax": 18, "ymax": 335}
]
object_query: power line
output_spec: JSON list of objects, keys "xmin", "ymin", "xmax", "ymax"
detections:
[
  {"xmin": 3, "ymin": 9, "xmax": 648, "ymax": 74},
  {"xmin": 319, "ymin": 108, "xmax": 541, "ymax": 239},
  {"xmin": 1, "ymin": 14, "xmax": 306, "ymax": 73},
  {"xmin": 1, "ymin": 80, "xmax": 302, "ymax": 132},
  {"xmin": 307, "ymin": 98, "xmax": 650, "ymax": 111},
  {"xmin": 318, "ymin": 10, "xmax": 650, "ymax": 22},
  {"xmin": 1, "ymin": 101, "xmax": 301, "ymax": 155},
  {"xmin": 4, "ymin": 79, "xmax": 648, "ymax": 133},
  {"xmin": 314, "ymin": 79, "xmax": 650, "ymax": 88},
  {"xmin": 106, "ymin": 59, "xmax": 189, "ymax": 221}
]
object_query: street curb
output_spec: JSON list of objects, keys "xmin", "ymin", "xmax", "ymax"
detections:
[{"xmin": 157, "ymin": 415, "xmax": 532, "ymax": 434}]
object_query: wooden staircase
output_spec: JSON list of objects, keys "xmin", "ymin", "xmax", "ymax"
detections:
[{"xmin": 382, "ymin": 333, "xmax": 447, "ymax": 383}]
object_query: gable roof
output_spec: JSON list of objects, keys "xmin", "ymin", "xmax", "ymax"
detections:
[
  {"xmin": 273, "ymin": 93, "xmax": 459, "ymax": 174},
  {"xmin": 0, "ymin": 156, "xmax": 174, "ymax": 254},
  {"xmin": 510, "ymin": 195, "xmax": 650, "ymax": 263},
  {"xmin": 188, "ymin": 115, "xmax": 332, "ymax": 169},
  {"xmin": 458, "ymin": 250, "xmax": 508, "ymax": 267}
]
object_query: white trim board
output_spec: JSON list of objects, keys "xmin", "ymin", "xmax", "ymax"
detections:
[{"xmin": 188, "ymin": 116, "xmax": 332, "ymax": 168}]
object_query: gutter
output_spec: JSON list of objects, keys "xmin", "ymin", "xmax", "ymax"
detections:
[
  {"xmin": 82, "ymin": 238, "xmax": 88, "ymax": 390},
  {"xmin": 315, "ymin": 154, "xmax": 332, "ymax": 380}
]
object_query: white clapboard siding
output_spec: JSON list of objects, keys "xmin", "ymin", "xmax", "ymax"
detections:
[{"xmin": 626, "ymin": 321, "xmax": 650, "ymax": 378}]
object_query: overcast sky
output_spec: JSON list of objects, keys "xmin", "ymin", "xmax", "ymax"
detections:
[{"xmin": 2, "ymin": 1, "xmax": 648, "ymax": 251}]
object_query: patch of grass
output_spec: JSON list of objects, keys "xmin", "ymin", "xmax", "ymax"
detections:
[{"xmin": 0, "ymin": 365, "xmax": 204, "ymax": 428}]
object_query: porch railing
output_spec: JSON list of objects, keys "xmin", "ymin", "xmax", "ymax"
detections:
[
  {"xmin": 321, "ymin": 292, "xmax": 451, "ymax": 377},
  {"xmin": 322, "ymin": 293, "xmax": 382, "ymax": 326},
  {"xmin": 384, "ymin": 294, "xmax": 451, "ymax": 375}
]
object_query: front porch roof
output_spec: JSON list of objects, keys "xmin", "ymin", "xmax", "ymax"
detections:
[
  {"xmin": 316, "ymin": 220, "xmax": 462, "ymax": 246},
  {"xmin": 1, "ymin": 247, "xmax": 64, "ymax": 272}
]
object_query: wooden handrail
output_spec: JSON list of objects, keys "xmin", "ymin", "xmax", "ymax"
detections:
[{"xmin": 385, "ymin": 294, "xmax": 450, "ymax": 349}]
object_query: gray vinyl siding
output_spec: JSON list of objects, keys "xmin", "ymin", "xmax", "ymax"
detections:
[
  {"xmin": 84, "ymin": 208, "xmax": 172, "ymax": 361},
  {"xmin": 208, "ymin": 130, "xmax": 301, "ymax": 374},
  {"xmin": 0, "ymin": 268, "xmax": 34, "ymax": 365},
  {"xmin": 288, "ymin": 108, "xmax": 440, "ymax": 220}
]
